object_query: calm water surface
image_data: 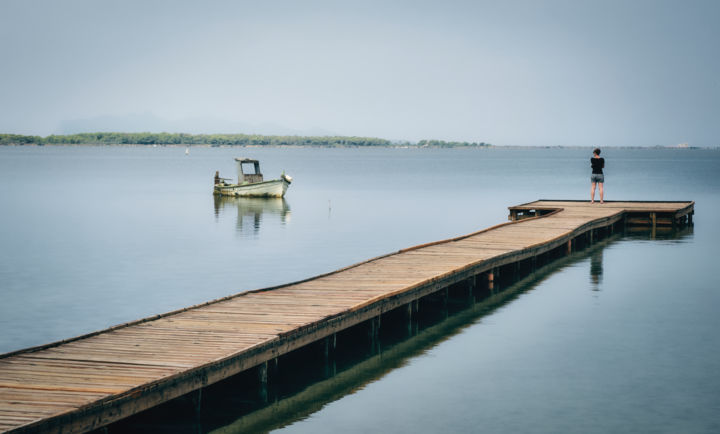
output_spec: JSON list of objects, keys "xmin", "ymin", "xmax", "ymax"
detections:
[{"xmin": 1, "ymin": 146, "xmax": 719, "ymax": 432}]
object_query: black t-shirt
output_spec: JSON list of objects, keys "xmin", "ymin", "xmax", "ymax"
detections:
[{"xmin": 591, "ymin": 157, "xmax": 604, "ymax": 174}]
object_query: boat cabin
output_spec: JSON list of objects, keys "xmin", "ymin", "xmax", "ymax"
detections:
[{"xmin": 235, "ymin": 158, "xmax": 264, "ymax": 184}]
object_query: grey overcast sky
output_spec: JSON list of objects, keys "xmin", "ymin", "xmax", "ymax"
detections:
[{"xmin": 1, "ymin": 0, "xmax": 718, "ymax": 146}]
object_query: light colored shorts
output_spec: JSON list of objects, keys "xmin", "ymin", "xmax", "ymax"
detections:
[{"xmin": 591, "ymin": 174, "xmax": 604, "ymax": 183}]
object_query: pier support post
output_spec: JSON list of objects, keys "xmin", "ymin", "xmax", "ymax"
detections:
[
  {"xmin": 324, "ymin": 334, "xmax": 337, "ymax": 377},
  {"xmin": 196, "ymin": 388, "xmax": 202, "ymax": 414},
  {"xmin": 413, "ymin": 299, "xmax": 420, "ymax": 335},
  {"xmin": 406, "ymin": 301, "xmax": 419, "ymax": 336},
  {"xmin": 467, "ymin": 276, "xmax": 477, "ymax": 302},
  {"xmin": 487, "ymin": 268, "xmax": 498, "ymax": 291},
  {"xmin": 369, "ymin": 316, "xmax": 381, "ymax": 354},
  {"xmin": 258, "ymin": 361, "xmax": 268, "ymax": 403},
  {"xmin": 688, "ymin": 211, "xmax": 693, "ymax": 225},
  {"xmin": 650, "ymin": 212, "xmax": 657, "ymax": 239},
  {"xmin": 406, "ymin": 303, "xmax": 413, "ymax": 336},
  {"xmin": 190, "ymin": 387, "xmax": 202, "ymax": 419},
  {"xmin": 324, "ymin": 334, "xmax": 336, "ymax": 360},
  {"xmin": 442, "ymin": 287, "xmax": 449, "ymax": 318}
]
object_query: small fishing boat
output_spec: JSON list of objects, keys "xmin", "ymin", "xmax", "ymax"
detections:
[{"xmin": 213, "ymin": 158, "xmax": 292, "ymax": 198}]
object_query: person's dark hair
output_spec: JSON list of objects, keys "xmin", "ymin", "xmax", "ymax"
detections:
[{"xmin": 593, "ymin": 148, "xmax": 601, "ymax": 156}]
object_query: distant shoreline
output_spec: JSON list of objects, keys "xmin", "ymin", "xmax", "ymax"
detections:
[
  {"xmin": 0, "ymin": 132, "xmax": 489, "ymax": 148},
  {"xmin": 0, "ymin": 143, "xmax": 712, "ymax": 150},
  {"xmin": 0, "ymin": 144, "xmax": 713, "ymax": 150},
  {"xmin": 0, "ymin": 132, "xmax": 712, "ymax": 149}
]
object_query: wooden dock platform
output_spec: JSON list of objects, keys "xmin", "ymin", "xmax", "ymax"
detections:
[{"xmin": 0, "ymin": 200, "xmax": 694, "ymax": 433}]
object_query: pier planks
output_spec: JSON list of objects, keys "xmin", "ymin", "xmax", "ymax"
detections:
[{"xmin": 0, "ymin": 200, "xmax": 694, "ymax": 433}]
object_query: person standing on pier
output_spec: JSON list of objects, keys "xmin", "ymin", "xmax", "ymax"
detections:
[{"xmin": 590, "ymin": 148, "xmax": 604, "ymax": 203}]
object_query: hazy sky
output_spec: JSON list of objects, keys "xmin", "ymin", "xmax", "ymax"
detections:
[{"xmin": 1, "ymin": 0, "xmax": 718, "ymax": 146}]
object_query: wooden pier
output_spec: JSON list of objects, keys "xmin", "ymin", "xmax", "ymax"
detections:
[{"xmin": 0, "ymin": 200, "xmax": 694, "ymax": 433}]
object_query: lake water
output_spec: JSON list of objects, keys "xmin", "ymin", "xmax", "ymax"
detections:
[{"xmin": 1, "ymin": 146, "xmax": 719, "ymax": 433}]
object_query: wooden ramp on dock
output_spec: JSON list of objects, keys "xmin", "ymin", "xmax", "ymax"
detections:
[{"xmin": 0, "ymin": 200, "xmax": 694, "ymax": 433}]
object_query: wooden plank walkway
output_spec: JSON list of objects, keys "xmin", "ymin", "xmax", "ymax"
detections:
[{"xmin": 0, "ymin": 200, "xmax": 694, "ymax": 433}]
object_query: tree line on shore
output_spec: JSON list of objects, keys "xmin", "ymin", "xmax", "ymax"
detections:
[{"xmin": 0, "ymin": 132, "xmax": 490, "ymax": 148}]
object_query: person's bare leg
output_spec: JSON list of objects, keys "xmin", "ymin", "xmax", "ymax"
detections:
[
  {"xmin": 599, "ymin": 183, "xmax": 604, "ymax": 204},
  {"xmin": 591, "ymin": 182, "xmax": 596, "ymax": 203}
]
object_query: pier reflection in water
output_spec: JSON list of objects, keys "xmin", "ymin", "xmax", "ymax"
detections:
[
  {"xmin": 213, "ymin": 196, "xmax": 291, "ymax": 234},
  {"xmin": 590, "ymin": 249, "xmax": 603, "ymax": 291},
  {"xmin": 105, "ymin": 226, "xmax": 693, "ymax": 434}
]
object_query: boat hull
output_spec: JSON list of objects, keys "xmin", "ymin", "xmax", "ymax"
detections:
[{"xmin": 213, "ymin": 179, "xmax": 290, "ymax": 198}]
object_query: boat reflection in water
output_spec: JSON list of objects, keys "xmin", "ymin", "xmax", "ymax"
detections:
[{"xmin": 213, "ymin": 196, "xmax": 291, "ymax": 234}]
